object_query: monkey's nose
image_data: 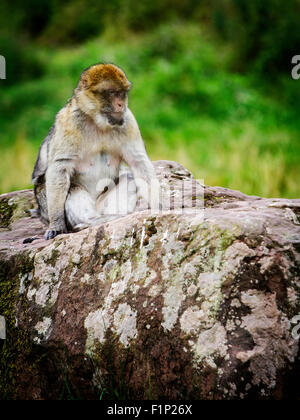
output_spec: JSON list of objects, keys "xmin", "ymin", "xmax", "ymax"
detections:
[{"xmin": 116, "ymin": 101, "xmax": 123, "ymax": 110}]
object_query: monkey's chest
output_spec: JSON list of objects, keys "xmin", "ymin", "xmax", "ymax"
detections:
[{"xmin": 73, "ymin": 153, "xmax": 120, "ymax": 198}]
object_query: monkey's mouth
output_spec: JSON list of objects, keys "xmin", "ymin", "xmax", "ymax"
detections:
[{"xmin": 107, "ymin": 113, "xmax": 124, "ymax": 126}]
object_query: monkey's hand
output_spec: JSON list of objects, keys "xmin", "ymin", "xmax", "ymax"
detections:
[
  {"xmin": 45, "ymin": 227, "xmax": 68, "ymax": 240},
  {"xmin": 45, "ymin": 219, "xmax": 68, "ymax": 239}
]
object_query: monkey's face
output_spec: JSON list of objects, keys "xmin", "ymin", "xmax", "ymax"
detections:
[
  {"xmin": 97, "ymin": 85, "xmax": 130, "ymax": 126},
  {"xmin": 76, "ymin": 64, "xmax": 132, "ymax": 128}
]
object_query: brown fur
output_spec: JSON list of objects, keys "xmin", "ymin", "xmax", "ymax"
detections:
[{"xmin": 79, "ymin": 63, "xmax": 131, "ymax": 90}]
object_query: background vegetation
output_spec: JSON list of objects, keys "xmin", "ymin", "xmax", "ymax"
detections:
[{"xmin": 0, "ymin": 0, "xmax": 299, "ymax": 197}]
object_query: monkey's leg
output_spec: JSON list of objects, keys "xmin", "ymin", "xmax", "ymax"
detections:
[
  {"xmin": 96, "ymin": 172, "xmax": 137, "ymax": 217},
  {"xmin": 66, "ymin": 174, "xmax": 137, "ymax": 232},
  {"xmin": 65, "ymin": 186, "xmax": 101, "ymax": 231},
  {"xmin": 65, "ymin": 186, "xmax": 121, "ymax": 232}
]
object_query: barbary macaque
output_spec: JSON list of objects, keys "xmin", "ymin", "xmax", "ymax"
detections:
[{"xmin": 32, "ymin": 63, "xmax": 160, "ymax": 240}]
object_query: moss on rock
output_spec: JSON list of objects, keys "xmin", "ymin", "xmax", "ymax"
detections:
[
  {"xmin": 0, "ymin": 198, "xmax": 15, "ymax": 228},
  {"xmin": 0, "ymin": 193, "xmax": 35, "ymax": 228},
  {"xmin": 0, "ymin": 256, "xmax": 35, "ymax": 398}
]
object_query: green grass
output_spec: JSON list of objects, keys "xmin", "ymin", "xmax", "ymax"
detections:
[{"xmin": 0, "ymin": 23, "xmax": 299, "ymax": 198}]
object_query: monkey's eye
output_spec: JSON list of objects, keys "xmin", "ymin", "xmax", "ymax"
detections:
[
  {"xmin": 101, "ymin": 89, "xmax": 117, "ymax": 97},
  {"xmin": 118, "ymin": 91, "xmax": 127, "ymax": 100}
]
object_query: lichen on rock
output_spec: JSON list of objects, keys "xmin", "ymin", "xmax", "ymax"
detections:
[{"xmin": 0, "ymin": 160, "xmax": 300, "ymax": 400}]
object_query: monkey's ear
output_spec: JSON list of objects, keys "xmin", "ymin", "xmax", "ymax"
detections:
[
  {"xmin": 78, "ymin": 72, "xmax": 90, "ymax": 89},
  {"xmin": 80, "ymin": 77, "xmax": 88, "ymax": 89}
]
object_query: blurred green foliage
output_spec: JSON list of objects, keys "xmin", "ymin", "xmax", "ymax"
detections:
[
  {"xmin": 0, "ymin": 1, "xmax": 299, "ymax": 197},
  {"xmin": 2, "ymin": 0, "xmax": 300, "ymax": 78}
]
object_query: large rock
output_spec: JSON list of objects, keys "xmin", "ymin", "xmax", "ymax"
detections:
[{"xmin": 0, "ymin": 160, "xmax": 299, "ymax": 400}]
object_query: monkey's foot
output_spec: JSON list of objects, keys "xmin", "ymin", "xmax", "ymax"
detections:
[
  {"xmin": 72, "ymin": 215, "xmax": 120, "ymax": 232},
  {"xmin": 72, "ymin": 223, "xmax": 90, "ymax": 232}
]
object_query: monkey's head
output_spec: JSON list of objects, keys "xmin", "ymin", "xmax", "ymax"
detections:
[{"xmin": 75, "ymin": 63, "xmax": 131, "ymax": 127}]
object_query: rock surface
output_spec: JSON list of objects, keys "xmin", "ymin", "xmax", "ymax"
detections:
[{"xmin": 0, "ymin": 160, "xmax": 299, "ymax": 400}]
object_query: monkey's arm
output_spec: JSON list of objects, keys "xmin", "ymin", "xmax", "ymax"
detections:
[
  {"xmin": 45, "ymin": 159, "xmax": 75, "ymax": 240},
  {"xmin": 121, "ymin": 139, "xmax": 160, "ymax": 210}
]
